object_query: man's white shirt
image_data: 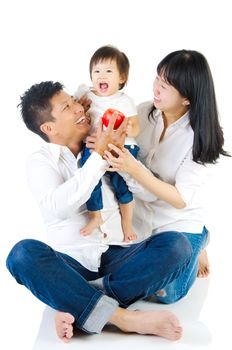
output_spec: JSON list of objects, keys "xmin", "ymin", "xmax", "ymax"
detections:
[{"xmin": 27, "ymin": 144, "xmax": 129, "ymax": 272}]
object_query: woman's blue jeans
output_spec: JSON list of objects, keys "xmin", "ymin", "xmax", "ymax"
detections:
[
  {"xmin": 6, "ymin": 231, "xmax": 192, "ymax": 333},
  {"xmin": 153, "ymin": 227, "xmax": 209, "ymax": 304}
]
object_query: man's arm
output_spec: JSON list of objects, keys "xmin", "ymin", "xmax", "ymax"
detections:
[{"xmin": 27, "ymin": 151, "xmax": 107, "ymax": 219}]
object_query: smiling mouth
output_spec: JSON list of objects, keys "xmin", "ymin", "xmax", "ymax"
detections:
[
  {"xmin": 75, "ymin": 116, "xmax": 86, "ymax": 124},
  {"xmin": 99, "ymin": 83, "xmax": 108, "ymax": 91}
]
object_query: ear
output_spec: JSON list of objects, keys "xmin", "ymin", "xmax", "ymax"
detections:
[
  {"xmin": 40, "ymin": 122, "xmax": 56, "ymax": 138},
  {"xmin": 119, "ymin": 74, "xmax": 126, "ymax": 84},
  {"xmin": 182, "ymin": 98, "xmax": 190, "ymax": 106}
]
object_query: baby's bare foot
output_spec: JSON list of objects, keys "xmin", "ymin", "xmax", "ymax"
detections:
[
  {"xmin": 124, "ymin": 232, "xmax": 137, "ymax": 242},
  {"xmin": 80, "ymin": 216, "xmax": 103, "ymax": 236},
  {"xmin": 197, "ymin": 249, "xmax": 210, "ymax": 278},
  {"xmin": 55, "ymin": 312, "xmax": 75, "ymax": 342}
]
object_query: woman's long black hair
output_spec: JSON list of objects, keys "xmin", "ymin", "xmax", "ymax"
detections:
[{"xmin": 149, "ymin": 50, "xmax": 230, "ymax": 164}]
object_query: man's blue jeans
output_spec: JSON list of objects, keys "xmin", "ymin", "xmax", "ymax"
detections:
[{"xmin": 6, "ymin": 232, "xmax": 192, "ymax": 334}]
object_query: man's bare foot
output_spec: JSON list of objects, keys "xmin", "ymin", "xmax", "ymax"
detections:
[
  {"xmin": 55, "ymin": 312, "xmax": 75, "ymax": 342},
  {"xmin": 110, "ymin": 308, "xmax": 182, "ymax": 341},
  {"xmin": 80, "ymin": 213, "xmax": 103, "ymax": 236},
  {"xmin": 197, "ymin": 249, "xmax": 210, "ymax": 278}
]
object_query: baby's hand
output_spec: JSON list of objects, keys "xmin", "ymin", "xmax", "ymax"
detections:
[{"xmin": 79, "ymin": 95, "xmax": 91, "ymax": 113}]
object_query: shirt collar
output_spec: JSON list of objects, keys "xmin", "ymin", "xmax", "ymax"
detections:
[
  {"xmin": 156, "ymin": 109, "xmax": 190, "ymax": 128},
  {"xmin": 47, "ymin": 143, "xmax": 81, "ymax": 163}
]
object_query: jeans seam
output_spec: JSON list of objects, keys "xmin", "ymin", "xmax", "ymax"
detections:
[{"xmin": 103, "ymin": 274, "xmax": 129, "ymax": 307}]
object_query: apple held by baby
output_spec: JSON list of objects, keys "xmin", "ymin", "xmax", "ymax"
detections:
[{"xmin": 102, "ymin": 108, "xmax": 125, "ymax": 129}]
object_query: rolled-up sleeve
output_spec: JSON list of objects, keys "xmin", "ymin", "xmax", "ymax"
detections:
[{"xmin": 175, "ymin": 152, "xmax": 210, "ymax": 206}]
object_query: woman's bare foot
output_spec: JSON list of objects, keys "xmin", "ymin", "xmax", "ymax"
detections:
[
  {"xmin": 110, "ymin": 308, "xmax": 182, "ymax": 341},
  {"xmin": 55, "ymin": 312, "xmax": 75, "ymax": 342},
  {"xmin": 80, "ymin": 211, "xmax": 103, "ymax": 236},
  {"xmin": 197, "ymin": 249, "xmax": 210, "ymax": 278}
]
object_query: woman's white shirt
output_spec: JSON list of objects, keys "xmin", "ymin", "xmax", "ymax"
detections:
[{"xmin": 125, "ymin": 102, "xmax": 212, "ymax": 240}]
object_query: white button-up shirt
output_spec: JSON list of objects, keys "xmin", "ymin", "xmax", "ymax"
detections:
[
  {"xmin": 27, "ymin": 144, "xmax": 128, "ymax": 271},
  {"xmin": 125, "ymin": 102, "xmax": 212, "ymax": 240}
]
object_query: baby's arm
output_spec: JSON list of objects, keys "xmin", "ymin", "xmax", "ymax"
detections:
[{"xmin": 126, "ymin": 115, "xmax": 140, "ymax": 138}]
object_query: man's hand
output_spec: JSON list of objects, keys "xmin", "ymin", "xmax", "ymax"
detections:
[{"xmin": 95, "ymin": 112, "xmax": 127, "ymax": 157}]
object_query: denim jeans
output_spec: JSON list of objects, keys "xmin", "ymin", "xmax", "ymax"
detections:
[
  {"xmin": 152, "ymin": 227, "xmax": 209, "ymax": 304},
  {"xmin": 6, "ymin": 232, "xmax": 192, "ymax": 334},
  {"xmin": 80, "ymin": 144, "xmax": 140, "ymax": 210}
]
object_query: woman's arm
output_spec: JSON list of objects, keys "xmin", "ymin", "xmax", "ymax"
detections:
[{"xmin": 104, "ymin": 144, "xmax": 186, "ymax": 209}]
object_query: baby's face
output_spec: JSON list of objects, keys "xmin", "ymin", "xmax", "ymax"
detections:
[{"xmin": 91, "ymin": 59, "xmax": 124, "ymax": 96}]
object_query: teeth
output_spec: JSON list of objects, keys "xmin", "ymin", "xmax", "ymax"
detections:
[{"xmin": 75, "ymin": 116, "xmax": 85, "ymax": 124}]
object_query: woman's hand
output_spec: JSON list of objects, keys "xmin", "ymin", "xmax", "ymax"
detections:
[{"xmin": 103, "ymin": 144, "xmax": 138, "ymax": 174}]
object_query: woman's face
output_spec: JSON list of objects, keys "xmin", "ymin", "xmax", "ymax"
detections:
[{"xmin": 153, "ymin": 75, "xmax": 189, "ymax": 114}]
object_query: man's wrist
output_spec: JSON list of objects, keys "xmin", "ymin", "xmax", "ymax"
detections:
[{"xmin": 95, "ymin": 146, "xmax": 105, "ymax": 157}]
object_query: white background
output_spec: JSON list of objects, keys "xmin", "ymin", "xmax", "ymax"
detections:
[{"xmin": 1, "ymin": 1, "xmax": 231, "ymax": 349}]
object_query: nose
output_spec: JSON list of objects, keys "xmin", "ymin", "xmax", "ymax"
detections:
[
  {"xmin": 74, "ymin": 101, "xmax": 84, "ymax": 115},
  {"xmin": 153, "ymin": 82, "xmax": 160, "ymax": 96},
  {"xmin": 98, "ymin": 71, "xmax": 106, "ymax": 80}
]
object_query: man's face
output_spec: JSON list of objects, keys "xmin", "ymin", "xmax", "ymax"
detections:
[{"xmin": 49, "ymin": 90, "xmax": 90, "ymax": 144}]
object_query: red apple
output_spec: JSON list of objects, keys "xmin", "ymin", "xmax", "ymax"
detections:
[{"xmin": 102, "ymin": 108, "xmax": 125, "ymax": 129}]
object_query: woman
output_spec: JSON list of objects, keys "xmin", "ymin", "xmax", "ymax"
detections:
[{"xmin": 104, "ymin": 49, "xmax": 230, "ymax": 303}]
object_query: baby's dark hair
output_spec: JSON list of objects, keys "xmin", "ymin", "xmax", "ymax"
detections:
[
  {"xmin": 19, "ymin": 81, "xmax": 64, "ymax": 142},
  {"xmin": 89, "ymin": 45, "xmax": 130, "ymax": 89}
]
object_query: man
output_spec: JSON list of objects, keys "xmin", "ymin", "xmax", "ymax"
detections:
[{"xmin": 6, "ymin": 81, "xmax": 192, "ymax": 342}]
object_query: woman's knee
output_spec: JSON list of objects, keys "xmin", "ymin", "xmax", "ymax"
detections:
[{"xmin": 173, "ymin": 233, "xmax": 192, "ymax": 264}]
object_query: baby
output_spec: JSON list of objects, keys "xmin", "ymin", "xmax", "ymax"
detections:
[{"xmin": 75, "ymin": 45, "xmax": 140, "ymax": 242}]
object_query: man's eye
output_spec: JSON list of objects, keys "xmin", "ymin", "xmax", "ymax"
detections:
[{"xmin": 107, "ymin": 70, "xmax": 112, "ymax": 73}]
